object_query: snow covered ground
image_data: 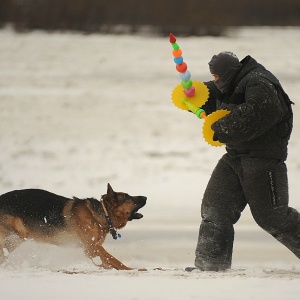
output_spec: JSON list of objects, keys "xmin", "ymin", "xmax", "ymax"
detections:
[{"xmin": 0, "ymin": 26, "xmax": 300, "ymax": 299}]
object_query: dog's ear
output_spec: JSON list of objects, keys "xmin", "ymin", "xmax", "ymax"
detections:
[
  {"xmin": 107, "ymin": 183, "xmax": 114, "ymax": 198},
  {"xmin": 106, "ymin": 183, "xmax": 119, "ymax": 204}
]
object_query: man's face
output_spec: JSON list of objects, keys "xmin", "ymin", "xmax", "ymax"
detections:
[{"xmin": 212, "ymin": 74, "xmax": 219, "ymax": 82}]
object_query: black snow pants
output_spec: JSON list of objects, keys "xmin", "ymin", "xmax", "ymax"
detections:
[{"xmin": 195, "ymin": 154, "xmax": 300, "ymax": 271}]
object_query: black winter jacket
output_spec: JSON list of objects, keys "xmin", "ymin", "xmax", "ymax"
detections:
[{"xmin": 202, "ymin": 56, "xmax": 293, "ymax": 160}]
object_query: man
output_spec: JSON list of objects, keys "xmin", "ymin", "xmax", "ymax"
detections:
[{"xmin": 191, "ymin": 52, "xmax": 298, "ymax": 271}]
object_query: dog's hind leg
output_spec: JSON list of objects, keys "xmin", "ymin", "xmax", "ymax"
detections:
[
  {"xmin": 0, "ymin": 215, "xmax": 28, "ymax": 263},
  {"xmin": 0, "ymin": 228, "xmax": 7, "ymax": 264},
  {"xmin": 0, "ymin": 225, "xmax": 13, "ymax": 264},
  {"xmin": 0, "ymin": 233, "xmax": 23, "ymax": 264}
]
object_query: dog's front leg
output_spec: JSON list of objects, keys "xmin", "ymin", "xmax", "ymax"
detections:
[{"xmin": 87, "ymin": 244, "xmax": 132, "ymax": 270}]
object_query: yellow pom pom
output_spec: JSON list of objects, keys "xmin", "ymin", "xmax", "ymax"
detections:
[{"xmin": 202, "ymin": 110, "xmax": 230, "ymax": 147}]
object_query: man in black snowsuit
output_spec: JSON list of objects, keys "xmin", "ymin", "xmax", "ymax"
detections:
[{"xmin": 193, "ymin": 52, "xmax": 299, "ymax": 271}]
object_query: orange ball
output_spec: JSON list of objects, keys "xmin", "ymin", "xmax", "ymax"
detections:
[
  {"xmin": 172, "ymin": 49, "xmax": 182, "ymax": 58},
  {"xmin": 176, "ymin": 62, "xmax": 187, "ymax": 73}
]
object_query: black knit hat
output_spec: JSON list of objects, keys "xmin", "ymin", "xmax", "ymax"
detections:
[{"xmin": 208, "ymin": 51, "xmax": 241, "ymax": 93}]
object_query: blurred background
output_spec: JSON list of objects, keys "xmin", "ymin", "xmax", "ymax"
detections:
[{"xmin": 0, "ymin": 0, "xmax": 299, "ymax": 35}]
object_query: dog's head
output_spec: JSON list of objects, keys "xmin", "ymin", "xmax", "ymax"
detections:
[{"xmin": 102, "ymin": 183, "xmax": 147, "ymax": 228}]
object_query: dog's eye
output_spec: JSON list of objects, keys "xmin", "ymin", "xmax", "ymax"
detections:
[{"xmin": 123, "ymin": 194, "xmax": 129, "ymax": 201}]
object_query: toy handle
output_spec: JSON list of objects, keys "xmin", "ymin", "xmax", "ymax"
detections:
[{"xmin": 181, "ymin": 98, "xmax": 206, "ymax": 119}]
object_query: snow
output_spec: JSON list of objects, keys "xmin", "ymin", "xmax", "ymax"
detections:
[{"xmin": 0, "ymin": 26, "xmax": 300, "ymax": 299}]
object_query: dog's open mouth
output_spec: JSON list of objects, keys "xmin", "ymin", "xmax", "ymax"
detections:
[
  {"xmin": 129, "ymin": 196, "xmax": 146, "ymax": 221},
  {"xmin": 129, "ymin": 209, "xmax": 143, "ymax": 221},
  {"xmin": 132, "ymin": 211, "xmax": 143, "ymax": 220}
]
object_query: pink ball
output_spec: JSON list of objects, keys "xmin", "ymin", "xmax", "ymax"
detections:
[{"xmin": 184, "ymin": 86, "xmax": 195, "ymax": 97}]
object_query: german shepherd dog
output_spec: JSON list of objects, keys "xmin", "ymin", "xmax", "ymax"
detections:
[{"xmin": 0, "ymin": 183, "xmax": 147, "ymax": 270}]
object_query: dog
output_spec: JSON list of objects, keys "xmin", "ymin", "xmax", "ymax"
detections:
[{"xmin": 0, "ymin": 183, "xmax": 147, "ymax": 270}]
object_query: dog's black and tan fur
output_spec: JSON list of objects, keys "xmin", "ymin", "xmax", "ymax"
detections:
[{"xmin": 0, "ymin": 183, "xmax": 147, "ymax": 270}]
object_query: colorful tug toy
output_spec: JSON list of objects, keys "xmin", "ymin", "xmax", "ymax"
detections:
[{"xmin": 169, "ymin": 33, "xmax": 230, "ymax": 147}]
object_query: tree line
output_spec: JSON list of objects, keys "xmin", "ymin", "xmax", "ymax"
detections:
[{"xmin": 0, "ymin": 0, "xmax": 299, "ymax": 35}]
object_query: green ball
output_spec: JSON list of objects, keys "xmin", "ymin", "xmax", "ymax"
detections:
[
  {"xmin": 172, "ymin": 43, "xmax": 180, "ymax": 50},
  {"xmin": 181, "ymin": 79, "xmax": 193, "ymax": 89}
]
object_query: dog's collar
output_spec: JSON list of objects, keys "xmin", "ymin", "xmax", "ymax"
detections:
[{"xmin": 100, "ymin": 199, "xmax": 121, "ymax": 240}]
